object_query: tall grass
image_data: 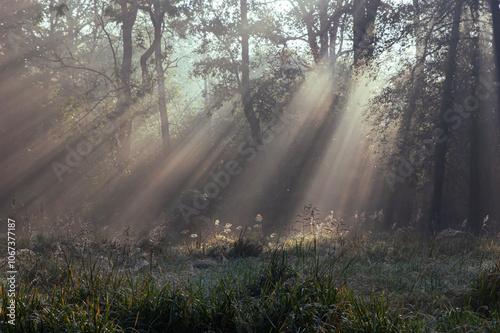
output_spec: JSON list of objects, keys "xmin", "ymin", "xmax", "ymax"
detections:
[{"xmin": 1, "ymin": 222, "xmax": 499, "ymax": 332}]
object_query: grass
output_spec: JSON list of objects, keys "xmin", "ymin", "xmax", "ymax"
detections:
[{"xmin": 1, "ymin": 225, "xmax": 500, "ymax": 332}]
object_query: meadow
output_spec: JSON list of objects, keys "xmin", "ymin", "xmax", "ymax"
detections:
[{"xmin": 1, "ymin": 214, "xmax": 499, "ymax": 332}]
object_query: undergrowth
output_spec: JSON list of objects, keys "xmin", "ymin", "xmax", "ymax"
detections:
[{"xmin": 0, "ymin": 218, "xmax": 499, "ymax": 332}]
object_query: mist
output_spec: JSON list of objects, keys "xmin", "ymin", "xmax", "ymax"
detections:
[{"xmin": 1, "ymin": 0, "xmax": 499, "ymax": 240}]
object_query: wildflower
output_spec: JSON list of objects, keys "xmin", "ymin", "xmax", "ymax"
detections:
[
  {"xmin": 253, "ymin": 224, "xmax": 261, "ymax": 229},
  {"xmin": 270, "ymin": 233, "xmax": 276, "ymax": 238},
  {"xmin": 215, "ymin": 219, "xmax": 220, "ymax": 226},
  {"xmin": 483, "ymin": 215, "xmax": 489, "ymax": 228},
  {"xmin": 225, "ymin": 223, "xmax": 232, "ymax": 228},
  {"xmin": 190, "ymin": 234, "xmax": 198, "ymax": 238},
  {"xmin": 236, "ymin": 226, "xmax": 243, "ymax": 230},
  {"xmin": 255, "ymin": 214, "xmax": 263, "ymax": 222}
]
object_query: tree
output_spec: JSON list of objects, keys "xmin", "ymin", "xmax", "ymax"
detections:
[
  {"xmin": 490, "ymin": 0, "xmax": 500, "ymax": 133},
  {"xmin": 284, "ymin": 0, "xmax": 386, "ymax": 69},
  {"xmin": 430, "ymin": 0, "xmax": 463, "ymax": 231},
  {"xmin": 286, "ymin": 0, "xmax": 350, "ymax": 65},
  {"xmin": 192, "ymin": 0, "xmax": 264, "ymax": 142},
  {"xmin": 240, "ymin": 0, "xmax": 262, "ymax": 144},
  {"xmin": 382, "ymin": 0, "xmax": 428, "ymax": 229},
  {"xmin": 137, "ymin": 0, "xmax": 180, "ymax": 156},
  {"xmin": 491, "ymin": 0, "xmax": 500, "ymax": 87},
  {"xmin": 115, "ymin": 0, "xmax": 138, "ymax": 169},
  {"xmin": 369, "ymin": 0, "xmax": 496, "ymax": 232},
  {"xmin": 352, "ymin": 0, "xmax": 381, "ymax": 68}
]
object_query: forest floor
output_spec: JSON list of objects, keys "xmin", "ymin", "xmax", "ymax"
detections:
[{"xmin": 1, "ymin": 225, "xmax": 499, "ymax": 332}]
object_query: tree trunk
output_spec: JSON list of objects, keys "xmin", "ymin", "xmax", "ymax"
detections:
[
  {"xmin": 383, "ymin": 0, "xmax": 425, "ymax": 230},
  {"xmin": 490, "ymin": 0, "xmax": 500, "ymax": 130},
  {"xmin": 430, "ymin": 0, "xmax": 463, "ymax": 231},
  {"xmin": 468, "ymin": 4, "xmax": 482, "ymax": 234},
  {"xmin": 489, "ymin": 0, "xmax": 500, "ymax": 223},
  {"xmin": 318, "ymin": 0, "xmax": 329, "ymax": 60},
  {"xmin": 156, "ymin": 32, "xmax": 172, "ymax": 157},
  {"xmin": 137, "ymin": 1, "xmax": 171, "ymax": 157},
  {"xmin": 116, "ymin": 1, "xmax": 138, "ymax": 170},
  {"xmin": 140, "ymin": 3, "xmax": 163, "ymax": 88},
  {"xmin": 468, "ymin": 86, "xmax": 481, "ymax": 234},
  {"xmin": 240, "ymin": 0, "xmax": 262, "ymax": 144},
  {"xmin": 353, "ymin": 0, "xmax": 381, "ymax": 68},
  {"xmin": 491, "ymin": 0, "xmax": 500, "ymax": 83},
  {"xmin": 329, "ymin": 21, "xmax": 338, "ymax": 68}
]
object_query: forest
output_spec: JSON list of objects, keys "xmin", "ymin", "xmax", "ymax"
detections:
[{"xmin": 1, "ymin": 0, "xmax": 500, "ymax": 331}]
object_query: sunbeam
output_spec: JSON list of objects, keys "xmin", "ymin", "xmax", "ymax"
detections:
[{"xmin": 302, "ymin": 72, "xmax": 379, "ymax": 218}]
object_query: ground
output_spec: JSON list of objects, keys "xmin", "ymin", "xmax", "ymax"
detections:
[{"xmin": 0, "ymin": 226, "xmax": 499, "ymax": 332}]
